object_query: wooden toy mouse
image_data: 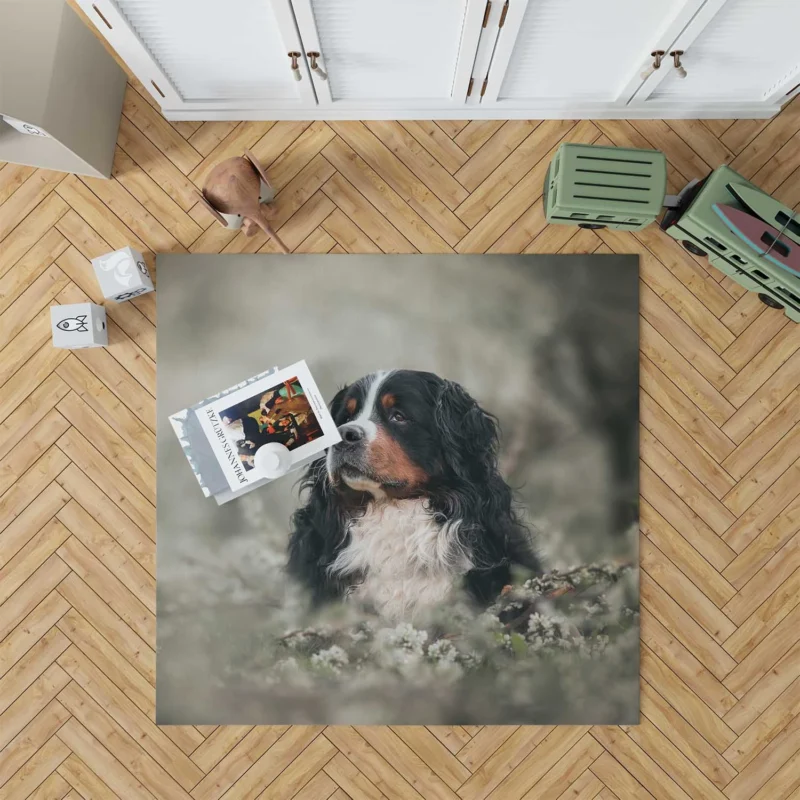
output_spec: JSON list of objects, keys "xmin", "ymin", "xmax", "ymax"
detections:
[{"xmin": 196, "ymin": 149, "xmax": 290, "ymax": 253}]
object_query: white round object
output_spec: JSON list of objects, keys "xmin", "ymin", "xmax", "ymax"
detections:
[{"xmin": 254, "ymin": 442, "xmax": 292, "ymax": 479}]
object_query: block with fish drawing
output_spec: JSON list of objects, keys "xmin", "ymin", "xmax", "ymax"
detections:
[
  {"xmin": 51, "ymin": 303, "xmax": 107, "ymax": 349},
  {"xmin": 91, "ymin": 246, "xmax": 154, "ymax": 302}
]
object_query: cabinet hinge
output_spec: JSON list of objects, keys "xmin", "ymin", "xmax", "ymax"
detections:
[
  {"xmin": 482, "ymin": 0, "xmax": 491, "ymax": 27},
  {"xmin": 480, "ymin": 77, "xmax": 488, "ymax": 97},
  {"xmin": 499, "ymin": 1, "xmax": 509, "ymax": 27},
  {"xmin": 467, "ymin": 77, "xmax": 474, "ymax": 97}
]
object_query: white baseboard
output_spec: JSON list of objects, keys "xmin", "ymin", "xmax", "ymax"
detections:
[{"xmin": 163, "ymin": 103, "xmax": 779, "ymax": 121}]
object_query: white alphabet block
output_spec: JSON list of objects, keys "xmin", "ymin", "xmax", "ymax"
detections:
[
  {"xmin": 51, "ymin": 303, "xmax": 107, "ymax": 349},
  {"xmin": 91, "ymin": 246, "xmax": 154, "ymax": 302}
]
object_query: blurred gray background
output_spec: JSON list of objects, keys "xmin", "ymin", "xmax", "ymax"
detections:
[{"xmin": 156, "ymin": 254, "xmax": 639, "ymax": 723}]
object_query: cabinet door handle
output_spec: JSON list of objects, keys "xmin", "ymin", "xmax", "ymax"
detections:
[
  {"xmin": 307, "ymin": 52, "xmax": 328, "ymax": 81},
  {"xmin": 670, "ymin": 50, "xmax": 687, "ymax": 79},
  {"xmin": 288, "ymin": 52, "xmax": 302, "ymax": 81},
  {"xmin": 640, "ymin": 50, "xmax": 665, "ymax": 81}
]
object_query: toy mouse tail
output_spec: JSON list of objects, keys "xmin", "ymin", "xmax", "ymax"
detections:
[{"xmin": 254, "ymin": 215, "xmax": 290, "ymax": 254}]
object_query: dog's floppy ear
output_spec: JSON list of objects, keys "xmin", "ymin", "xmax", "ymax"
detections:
[
  {"xmin": 435, "ymin": 379, "xmax": 500, "ymax": 482},
  {"xmin": 286, "ymin": 383, "xmax": 352, "ymax": 603},
  {"xmin": 288, "ymin": 454, "xmax": 347, "ymax": 604}
]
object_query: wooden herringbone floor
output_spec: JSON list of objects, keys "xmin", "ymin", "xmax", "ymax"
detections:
[{"xmin": 2, "ymin": 71, "xmax": 800, "ymax": 799}]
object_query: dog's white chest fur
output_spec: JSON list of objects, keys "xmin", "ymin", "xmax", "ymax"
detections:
[{"xmin": 329, "ymin": 499, "xmax": 472, "ymax": 620}]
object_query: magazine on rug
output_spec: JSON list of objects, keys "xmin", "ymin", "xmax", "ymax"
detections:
[{"xmin": 170, "ymin": 360, "xmax": 340, "ymax": 498}]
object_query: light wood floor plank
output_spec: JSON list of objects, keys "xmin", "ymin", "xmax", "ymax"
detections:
[
  {"xmin": 111, "ymin": 148, "xmax": 203, "ymax": 249},
  {"xmin": 57, "ymin": 681, "xmax": 193, "ymax": 800},
  {"xmin": 0, "ymin": 447, "xmax": 70, "ymax": 536},
  {"xmin": 457, "ymin": 727, "xmax": 551, "ymax": 800},
  {"xmin": 56, "ymin": 571, "xmax": 155, "ymax": 683},
  {"xmin": 640, "ymin": 462, "xmax": 735, "ymax": 571},
  {"xmin": 641, "ymin": 572, "xmax": 737, "ymax": 681},
  {"xmin": 0, "ymin": 482, "xmax": 70, "ymax": 568},
  {"xmin": 0, "ymin": 733, "xmax": 70, "ymax": 800},
  {"xmin": 190, "ymin": 726, "xmax": 288, "ymax": 800},
  {"xmin": 249, "ymin": 121, "xmax": 312, "ymax": 173},
  {"xmin": 639, "ymin": 643, "xmax": 736, "ymax": 752},
  {"xmin": 0, "ymin": 193, "xmax": 69, "ymax": 278},
  {"xmin": 324, "ymin": 132, "xmax": 457, "ymax": 251},
  {"xmin": 322, "ymin": 751, "xmax": 384, "ymax": 800},
  {"xmin": 640, "ymin": 681, "xmax": 737, "ymax": 789},
  {"xmin": 364, "ymin": 120, "xmax": 469, "ymax": 210},
  {"xmin": 640, "ymin": 356, "xmax": 736, "ymax": 464},
  {"xmin": 57, "ymin": 645, "xmax": 203, "ymax": 786},
  {"xmin": 722, "ymin": 388, "xmax": 800, "ymax": 478},
  {"xmin": 641, "ymin": 605, "xmax": 738, "ymax": 720},
  {"xmin": 641, "ymin": 535, "xmax": 736, "ymax": 643},
  {"xmin": 0, "ymin": 229, "xmax": 68, "ymax": 317},
  {"xmin": 457, "ymin": 121, "xmax": 595, "ymax": 243},
  {"xmin": 57, "ymin": 752, "xmax": 118, "ymax": 799},
  {"xmin": 116, "ymin": 116, "xmax": 200, "ymax": 212},
  {"xmin": 724, "ymin": 559, "xmax": 800, "ymax": 659},
  {"xmin": 0, "ymin": 170, "xmax": 66, "ymax": 243},
  {"xmin": 400, "ymin": 121, "xmax": 469, "ymax": 175},
  {"xmin": 454, "ymin": 121, "xmax": 506, "ymax": 155},
  {"xmin": 187, "ymin": 122, "xmax": 238, "ymax": 158},
  {"xmin": 56, "ymin": 717, "xmax": 157, "ymax": 800},
  {"xmin": 121, "ymin": 85, "xmax": 202, "ymax": 176},
  {"xmin": 215, "ymin": 726, "xmax": 325, "ymax": 800},
  {"xmin": 0, "ymin": 163, "xmax": 36, "ymax": 206}
]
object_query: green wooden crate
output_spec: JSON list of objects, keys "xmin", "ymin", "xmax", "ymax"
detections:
[
  {"xmin": 544, "ymin": 143, "xmax": 667, "ymax": 231},
  {"xmin": 661, "ymin": 164, "xmax": 800, "ymax": 323}
]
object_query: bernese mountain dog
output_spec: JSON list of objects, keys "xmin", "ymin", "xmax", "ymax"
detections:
[{"xmin": 288, "ymin": 370, "xmax": 540, "ymax": 619}]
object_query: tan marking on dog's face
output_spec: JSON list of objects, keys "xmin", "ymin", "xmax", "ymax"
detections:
[
  {"xmin": 345, "ymin": 397, "xmax": 357, "ymax": 416},
  {"xmin": 381, "ymin": 393, "xmax": 396, "ymax": 409},
  {"xmin": 365, "ymin": 428, "xmax": 429, "ymax": 490}
]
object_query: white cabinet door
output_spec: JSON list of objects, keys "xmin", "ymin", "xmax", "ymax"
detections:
[
  {"xmin": 289, "ymin": 0, "xmax": 486, "ymax": 109},
  {"xmin": 632, "ymin": 0, "xmax": 800, "ymax": 108},
  {"xmin": 76, "ymin": 0, "xmax": 316, "ymax": 112},
  {"xmin": 479, "ymin": 0, "xmax": 706, "ymax": 110}
]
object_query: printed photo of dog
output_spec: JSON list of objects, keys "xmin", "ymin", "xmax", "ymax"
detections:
[{"xmin": 156, "ymin": 253, "xmax": 640, "ymax": 726}]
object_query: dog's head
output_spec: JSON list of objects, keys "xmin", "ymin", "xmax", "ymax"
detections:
[{"xmin": 325, "ymin": 370, "xmax": 500, "ymax": 499}]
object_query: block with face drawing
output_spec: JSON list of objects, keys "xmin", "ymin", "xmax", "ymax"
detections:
[{"xmin": 91, "ymin": 246, "xmax": 154, "ymax": 302}]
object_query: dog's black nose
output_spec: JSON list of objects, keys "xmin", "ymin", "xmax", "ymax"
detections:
[{"xmin": 339, "ymin": 424, "xmax": 365, "ymax": 444}]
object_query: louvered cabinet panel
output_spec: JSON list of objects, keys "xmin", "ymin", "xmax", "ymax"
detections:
[
  {"xmin": 75, "ymin": 0, "xmax": 313, "ymax": 110},
  {"xmin": 291, "ymin": 0, "xmax": 484, "ymax": 105},
  {"xmin": 117, "ymin": 0, "xmax": 294, "ymax": 100},
  {"xmin": 493, "ymin": 0, "xmax": 693, "ymax": 102},
  {"xmin": 648, "ymin": 0, "xmax": 800, "ymax": 102}
]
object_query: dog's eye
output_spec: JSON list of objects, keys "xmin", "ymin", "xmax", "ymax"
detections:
[
  {"xmin": 389, "ymin": 408, "xmax": 409, "ymax": 424},
  {"xmin": 344, "ymin": 398, "xmax": 358, "ymax": 419}
]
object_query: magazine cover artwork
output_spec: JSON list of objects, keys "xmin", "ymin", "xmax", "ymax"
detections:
[{"xmin": 195, "ymin": 360, "xmax": 340, "ymax": 491}]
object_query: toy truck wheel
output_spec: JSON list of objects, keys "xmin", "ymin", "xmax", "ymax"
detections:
[
  {"xmin": 758, "ymin": 293, "xmax": 784, "ymax": 310},
  {"xmin": 682, "ymin": 240, "xmax": 707, "ymax": 257},
  {"xmin": 578, "ymin": 223, "xmax": 606, "ymax": 229}
]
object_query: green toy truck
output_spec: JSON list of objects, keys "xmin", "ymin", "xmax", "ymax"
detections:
[{"xmin": 544, "ymin": 142, "xmax": 800, "ymax": 322}]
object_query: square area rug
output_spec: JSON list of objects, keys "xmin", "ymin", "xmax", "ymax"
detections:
[{"xmin": 156, "ymin": 254, "xmax": 639, "ymax": 725}]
